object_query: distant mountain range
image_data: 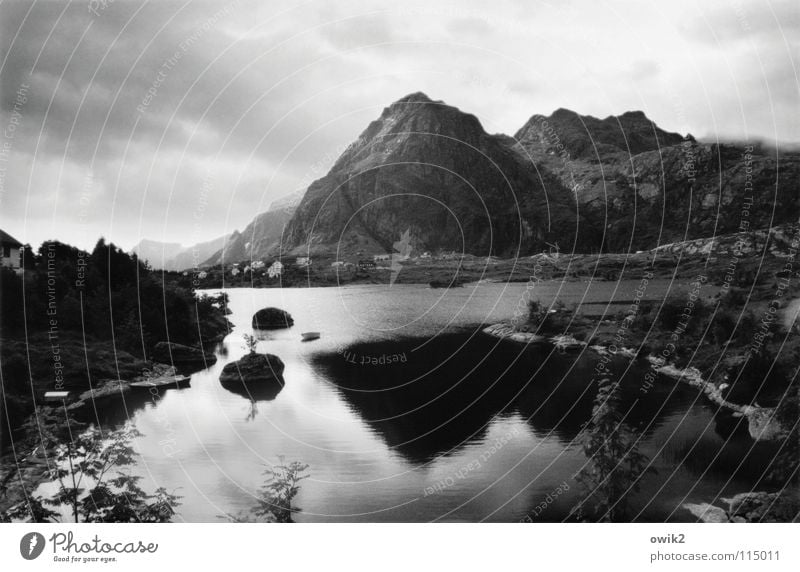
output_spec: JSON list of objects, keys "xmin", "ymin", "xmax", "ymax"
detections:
[
  {"xmin": 133, "ymin": 191, "xmax": 303, "ymax": 270},
  {"xmin": 132, "ymin": 235, "xmax": 229, "ymax": 272},
  {"xmin": 200, "ymin": 190, "xmax": 302, "ymax": 267},
  {"xmin": 137, "ymin": 92, "xmax": 800, "ymax": 268}
]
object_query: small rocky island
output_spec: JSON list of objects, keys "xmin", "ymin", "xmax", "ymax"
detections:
[{"xmin": 219, "ymin": 352, "xmax": 285, "ymax": 385}]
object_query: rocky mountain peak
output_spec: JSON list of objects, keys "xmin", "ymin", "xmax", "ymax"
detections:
[
  {"xmin": 331, "ymin": 93, "xmax": 487, "ymax": 174},
  {"xmin": 389, "ymin": 91, "xmax": 437, "ymax": 106},
  {"xmin": 617, "ymin": 110, "xmax": 648, "ymax": 119},
  {"xmin": 283, "ymin": 93, "xmax": 587, "ymax": 257},
  {"xmin": 515, "ymin": 107, "xmax": 684, "ymax": 160}
]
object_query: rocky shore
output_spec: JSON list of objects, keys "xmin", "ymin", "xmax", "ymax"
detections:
[
  {"xmin": 481, "ymin": 322, "xmax": 784, "ymax": 441},
  {"xmin": 684, "ymin": 492, "xmax": 799, "ymax": 523}
]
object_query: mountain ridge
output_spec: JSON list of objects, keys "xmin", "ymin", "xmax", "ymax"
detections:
[
  {"xmin": 281, "ymin": 91, "xmax": 591, "ymax": 258},
  {"xmin": 145, "ymin": 92, "xmax": 800, "ymax": 266}
]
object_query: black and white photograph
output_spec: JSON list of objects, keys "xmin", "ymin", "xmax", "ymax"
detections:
[{"xmin": 0, "ymin": 0, "xmax": 798, "ymax": 568}]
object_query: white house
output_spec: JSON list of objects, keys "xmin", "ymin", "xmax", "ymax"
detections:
[
  {"xmin": 373, "ymin": 254, "xmax": 391, "ymax": 262},
  {"xmin": 267, "ymin": 261, "xmax": 284, "ymax": 278},
  {"xmin": 0, "ymin": 230, "xmax": 22, "ymax": 273},
  {"xmin": 295, "ymin": 257, "xmax": 311, "ymax": 268}
]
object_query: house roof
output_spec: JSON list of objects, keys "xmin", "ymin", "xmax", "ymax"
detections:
[{"xmin": 0, "ymin": 229, "xmax": 22, "ymax": 247}]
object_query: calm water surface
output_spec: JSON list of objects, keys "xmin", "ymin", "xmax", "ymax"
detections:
[{"xmin": 58, "ymin": 280, "xmax": 774, "ymax": 522}]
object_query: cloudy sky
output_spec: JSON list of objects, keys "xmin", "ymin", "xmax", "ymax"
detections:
[{"xmin": 0, "ymin": 0, "xmax": 797, "ymax": 252}]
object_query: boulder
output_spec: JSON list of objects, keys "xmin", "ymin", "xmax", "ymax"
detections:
[
  {"xmin": 684, "ymin": 492, "xmax": 800, "ymax": 523},
  {"xmin": 219, "ymin": 352, "xmax": 285, "ymax": 385},
  {"xmin": 153, "ymin": 341, "xmax": 217, "ymax": 370},
  {"xmin": 682, "ymin": 502, "xmax": 730, "ymax": 523},
  {"xmin": 746, "ymin": 407, "xmax": 788, "ymax": 441},
  {"xmin": 252, "ymin": 307, "xmax": 294, "ymax": 330},
  {"xmin": 723, "ymin": 492, "xmax": 799, "ymax": 522}
]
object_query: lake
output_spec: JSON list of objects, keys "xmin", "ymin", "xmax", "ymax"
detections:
[{"xmin": 61, "ymin": 279, "xmax": 775, "ymax": 522}]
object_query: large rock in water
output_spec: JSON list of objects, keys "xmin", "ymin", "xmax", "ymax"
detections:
[
  {"xmin": 219, "ymin": 352, "xmax": 285, "ymax": 385},
  {"xmin": 152, "ymin": 341, "xmax": 217, "ymax": 370},
  {"xmin": 252, "ymin": 307, "xmax": 294, "ymax": 330}
]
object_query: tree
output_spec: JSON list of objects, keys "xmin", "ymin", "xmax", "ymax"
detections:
[
  {"xmin": 572, "ymin": 375, "xmax": 654, "ymax": 522},
  {"xmin": 526, "ymin": 299, "xmax": 570, "ymax": 333},
  {"xmin": 223, "ymin": 458, "xmax": 309, "ymax": 523},
  {"xmin": 242, "ymin": 333, "xmax": 258, "ymax": 354},
  {"xmin": 2, "ymin": 408, "xmax": 180, "ymax": 523}
]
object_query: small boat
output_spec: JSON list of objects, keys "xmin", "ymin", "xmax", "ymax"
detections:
[
  {"xmin": 301, "ymin": 332, "xmax": 321, "ymax": 342},
  {"xmin": 129, "ymin": 375, "xmax": 191, "ymax": 390}
]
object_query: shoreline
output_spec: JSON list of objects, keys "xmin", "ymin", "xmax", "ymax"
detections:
[{"xmin": 480, "ymin": 322, "xmax": 784, "ymax": 441}]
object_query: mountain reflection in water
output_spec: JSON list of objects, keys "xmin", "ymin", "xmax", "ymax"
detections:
[{"xmin": 54, "ymin": 284, "xmax": 780, "ymax": 521}]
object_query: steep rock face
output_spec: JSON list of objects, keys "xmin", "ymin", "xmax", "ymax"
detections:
[
  {"xmin": 514, "ymin": 109, "xmax": 800, "ymax": 251},
  {"xmin": 209, "ymin": 98, "xmax": 799, "ymax": 260},
  {"xmin": 202, "ymin": 195, "xmax": 300, "ymax": 266},
  {"xmin": 169, "ymin": 235, "xmax": 230, "ymax": 271},
  {"xmin": 515, "ymin": 108, "xmax": 685, "ymax": 162},
  {"xmin": 605, "ymin": 143, "xmax": 800, "ymax": 250},
  {"xmin": 283, "ymin": 93, "xmax": 593, "ymax": 257}
]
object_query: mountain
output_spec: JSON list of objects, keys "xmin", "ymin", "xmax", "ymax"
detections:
[
  {"xmin": 514, "ymin": 108, "xmax": 685, "ymax": 162},
  {"xmin": 132, "ymin": 239, "xmax": 184, "ymax": 270},
  {"xmin": 203, "ymin": 95, "xmax": 799, "ymax": 262},
  {"xmin": 513, "ymin": 109, "xmax": 800, "ymax": 251},
  {"xmin": 282, "ymin": 92, "xmax": 592, "ymax": 257},
  {"xmin": 200, "ymin": 191, "xmax": 303, "ymax": 266},
  {"xmin": 133, "ymin": 235, "xmax": 230, "ymax": 271}
]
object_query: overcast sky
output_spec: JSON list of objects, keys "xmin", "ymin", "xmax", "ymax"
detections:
[{"xmin": 0, "ymin": 0, "xmax": 797, "ymax": 252}]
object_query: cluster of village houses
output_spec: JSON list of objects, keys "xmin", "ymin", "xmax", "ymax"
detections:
[{"xmin": 189, "ymin": 250, "xmax": 461, "ymax": 280}]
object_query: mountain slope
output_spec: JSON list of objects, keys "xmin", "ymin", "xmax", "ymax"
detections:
[
  {"xmin": 513, "ymin": 109, "xmax": 800, "ymax": 251},
  {"xmin": 133, "ymin": 235, "xmax": 228, "ymax": 271},
  {"xmin": 201, "ymin": 192, "xmax": 302, "ymax": 266},
  {"xmin": 515, "ymin": 108, "xmax": 685, "ymax": 162},
  {"xmin": 282, "ymin": 92, "xmax": 593, "ymax": 257},
  {"xmin": 208, "ymin": 97, "xmax": 800, "ymax": 262}
]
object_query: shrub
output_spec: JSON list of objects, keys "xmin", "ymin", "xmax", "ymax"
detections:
[
  {"xmin": 526, "ymin": 299, "xmax": 572, "ymax": 333},
  {"xmin": 2, "ymin": 408, "xmax": 180, "ymax": 523},
  {"xmin": 572, "ymin": 375, "xmax": 654, "ymax": 522},
  {"xmin": 223, "ymin": 458, "xmax": 309, "ymax": 523}
]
